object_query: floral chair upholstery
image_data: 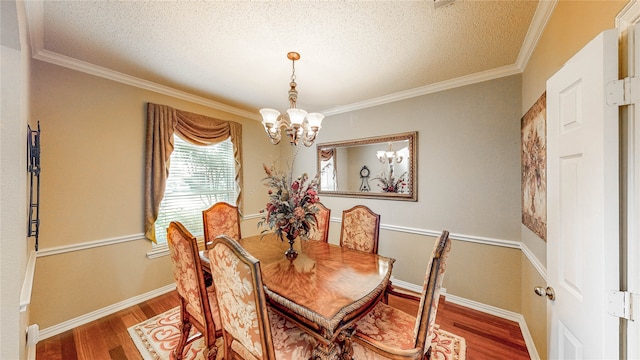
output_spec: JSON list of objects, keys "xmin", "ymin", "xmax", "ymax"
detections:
[
  {"xmin": 352, "ymin": 230, "xmax": 452, "ymax": 359},
  {"xmin": 340, "ymin": 205, "xmax": 380, "ymax": 254},
  {"xmin": 207, "ymin": 235, "xmax": 317, "ymax": 359},
  {"xmin": 167, "ymin": 221, "xmax": 222, "ymax": 360},
  {"xmin": 307, "ymin": 202, "xmax": 331, "ymax": 243},
  {"xmin": 203, "ymin": 202, "xmax": 241, "ymax": 250}
]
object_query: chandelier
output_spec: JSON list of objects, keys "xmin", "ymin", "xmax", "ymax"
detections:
[
  {"xmin": 259, "ymin": 52, "xmax": 324, "ymax": 147},
  {"xmin": 377, "ymin": 143, "xmax": 403, "ymax": 164}
]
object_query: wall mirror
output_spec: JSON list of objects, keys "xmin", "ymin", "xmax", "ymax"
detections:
[{"xmin": 316, "ymin": 132, "xmax": 417, "ymax": 201}]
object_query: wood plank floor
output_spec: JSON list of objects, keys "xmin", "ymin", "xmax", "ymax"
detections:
[{"xmin": 36, "ymin": 290, "xmax": 531, "ymax": 360}]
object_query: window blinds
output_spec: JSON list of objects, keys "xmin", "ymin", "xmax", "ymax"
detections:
[{"xmin": 154, "ymin": 135, "xmax": 237, "ymax": 244}]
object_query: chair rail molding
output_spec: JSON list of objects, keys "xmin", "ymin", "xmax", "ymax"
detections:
[
  {"xmin": 20, "ymin": 250, "xmax": 37, "ymax": 312},
  {"xmin": 36, "ymin": 233, "xmax": 146, "ymax": 257}
]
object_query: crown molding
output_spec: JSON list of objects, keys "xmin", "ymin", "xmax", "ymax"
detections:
[
  {"xmin": 22, "ymin": 1, "xmax": 259, "ymax": 121},
  {"xmin": 321, "ymin": 64, "xmax": 521, "ymax": 116},
  {"xmin": 23, "ymin": 0, "xmax": 556, "ymax": 121},
  {"xmin": 515, "ymin": 0, "xmax": 558, "ymax": 71},
  {"xmin": 32, "ymin": 49, "xmax": 261, "ymax": 121},
  {"xmin": 322, "ymin": 0, "xmax": 557, "ymax": 116}
]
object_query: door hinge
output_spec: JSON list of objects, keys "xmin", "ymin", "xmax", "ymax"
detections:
[
  {"xmin": 607, "ymin": 290, "xmax": 636, "ymax": 320},
  {"xmin": 606, "ymin": 76, "xmax": 640, "ymax": 106}
]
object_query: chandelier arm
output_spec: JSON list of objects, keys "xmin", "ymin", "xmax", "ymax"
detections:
[
  {"xmin": 263, "ymin": 123, "xmax": 282, "ymax": 145},
  {"xmin": 302, "ymin": 127, "xmax": 319, "ymax": 147}
]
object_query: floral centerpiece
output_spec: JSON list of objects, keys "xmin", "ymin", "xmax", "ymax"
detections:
[
  {"xmin": 257, "ymin": 164, "xmax": 320, "ymax": 259},
  {"xmin": 373, "ymin": 171, "xmax": 408, "ymax": 193}
]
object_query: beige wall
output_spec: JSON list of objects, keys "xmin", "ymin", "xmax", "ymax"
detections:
[
  {"xmin": 29, "ymin": 59, "xmax": 279, "ymax": 328},
  {"xmin": 520, "ymin": 1, "xmax": 628, "ymax": 358},
  {"xmin": 1, "ymin": 42, "xmax": 30, "ymax": 360},
  {"xmin": 294, "ymin": 75, "xmax": 524, "ymax": 313}
]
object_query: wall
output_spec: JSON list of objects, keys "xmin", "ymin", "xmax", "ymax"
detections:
[
  {"xmin": 29, "ymin": 59, "xmax": 278, "ymax": 329},
  {"xmin": 1, "ymin": 0, "xmax": 30, "ymax": 358},
  {"xmin": 294, "ymin": 75, "xmax": 524, "ymax": 312},
  {"xmin": 519, "ymin": 1, "xmax": 628, "ymax": 358}
]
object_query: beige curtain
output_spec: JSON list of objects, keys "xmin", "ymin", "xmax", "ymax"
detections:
[{"xmin": 144, "ymin": 103, "xmax": 243, "ymax": 242}]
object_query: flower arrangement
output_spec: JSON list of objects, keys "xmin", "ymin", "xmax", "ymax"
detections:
[
  {"xmin": 257, "ymin": 164, "xmax": 321, "ymax": 241},
  {"xmin": 373, "ymin": 171, "xmax": 407, "ymax": 193}
]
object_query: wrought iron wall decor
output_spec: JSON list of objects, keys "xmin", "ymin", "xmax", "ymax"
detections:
[{"xmin": 27, "ymin": 122, "xmax": 41, "ymax": 250}]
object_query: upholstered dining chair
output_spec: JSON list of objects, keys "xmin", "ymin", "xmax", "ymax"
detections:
[
  {"xmin": 307, "ymin": 202, "xmax": 331, "ymax": 243},
  {"xmin": 203, "ymin": 202, "xmax": 241, "ymax": 250},
  {"xmin": 207, "ymin": 235, "xmax": 317, "ymax": 359},
  {"xmin": 351, "ymin": 230, "xmax": 452, "ymax": 360},
  {"xmin": 339, "ymin": 205, "xmax": 380, "ymax": 254},
  {"xmin": 167, "ymin": 221, "xmax": 221, "ymax": 360}
]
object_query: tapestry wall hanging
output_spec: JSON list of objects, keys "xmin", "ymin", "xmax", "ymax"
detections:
[{"xmin": 521, "ymin": 92, "xmax": 547, "ymax": 241}]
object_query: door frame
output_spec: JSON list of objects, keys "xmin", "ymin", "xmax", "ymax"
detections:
[{"xmin": 616, "ymin": 2, "xmax": 640, "ymax": 359}]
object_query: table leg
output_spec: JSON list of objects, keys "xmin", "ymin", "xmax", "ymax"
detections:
[
  {"xmin": 311, "ymin": 341, "xmax": 340, "ymax": 360},
  {"xmin": 337, "ymin": 328, "xmax": 356, "ymax": 360}
]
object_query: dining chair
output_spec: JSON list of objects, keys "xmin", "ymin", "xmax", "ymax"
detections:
[
  {"xmin": 167, "ymin": 221, "xmax": 221, "ymax": 360},
  {"xmin": 307, "ymin": 202, "xmax": 331, "ymax": 242},
  {"xmin": 207, "ymin": 235, "xmax": 317, "ymax": 359},
  {"xmin": 339, "ymin": 205, "xmax": 380, "ymax": 254},
  {"xmin": 202, "ymin": 202, "xmax": 241, "ymax": 250},
  {"xmin": 351, "ymin": 230, "xmax": 452, "ymax": 360}
]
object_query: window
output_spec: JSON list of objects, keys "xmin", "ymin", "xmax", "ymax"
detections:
[
  {"xmin": 320, "ymin": 156, "xmax": 337, "ymax": 191},
  {"xmin": 154, "ymin": 135, "xmax": 237, "ymax": 245}
]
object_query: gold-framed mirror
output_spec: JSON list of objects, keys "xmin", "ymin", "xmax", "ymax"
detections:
[{"xmin": 316, "ymin": 132, "xmax": 417, "ymax": 201}]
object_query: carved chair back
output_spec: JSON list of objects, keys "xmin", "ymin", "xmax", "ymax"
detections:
[
  {"xmin": 207, "ymin": 235, "xmax": 275, "ymax": 359},
  {"xmin": 308, "ymin": 202, "xmax": 331, "ymax": 242},
  {"xmin": 340, "ymin": 205, "xmax": 380, "ymax": 254},
  {"xmin": 203, "ymin": 202, "xmax": 241, "ymax": 249}
]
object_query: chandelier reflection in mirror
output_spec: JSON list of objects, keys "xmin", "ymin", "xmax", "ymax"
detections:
[
  {"xmin": 376, "ymin": 143, "xmax": 403, "ymax": 165},
  {"xmin": 260, "ymin": 52, "xmax": 324, "ymax": 147}
]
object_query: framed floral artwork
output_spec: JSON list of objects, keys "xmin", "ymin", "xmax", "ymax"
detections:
[{"xmin": 521, "ymin": 92, "xmax": 547, "ymax": 241}]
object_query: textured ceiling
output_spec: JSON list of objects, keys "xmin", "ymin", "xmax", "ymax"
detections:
[{"xmin": 25, "ymin": 1, "xmax": 541, "ymax": 118}]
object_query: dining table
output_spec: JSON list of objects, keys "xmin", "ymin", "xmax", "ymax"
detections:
[{"xmin": 200, "ymin": 232, "xmax": 395, "ymax": 360}]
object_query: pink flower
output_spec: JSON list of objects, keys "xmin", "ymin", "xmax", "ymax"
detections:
[{"xmin": 294, "ymin": 206, "xmax": 305, "ymax": 219}]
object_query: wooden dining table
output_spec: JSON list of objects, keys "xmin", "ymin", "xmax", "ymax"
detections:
[{"xmin": 200, "ymin": 233, "xmax": 395, "ymax": 360}]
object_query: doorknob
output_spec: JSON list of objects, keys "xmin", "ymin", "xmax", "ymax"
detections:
[{"xmin": 534, "ymin": 286, "xmax": 556, "ymax": 301}]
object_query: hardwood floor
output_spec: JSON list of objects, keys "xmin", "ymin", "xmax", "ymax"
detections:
[
  {"xmin": 388, "ymin": 294, "xmax": 531, "ymax": 360},
  {"xmin": 37, "ymin": 291, "xmax": 531, "ymax": 360}
]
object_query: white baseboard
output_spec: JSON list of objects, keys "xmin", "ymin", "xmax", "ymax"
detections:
[
  {"xmin": 390, "ymin": 277, "xmax": 540, "ymax": 360},
  {"xmin": 38, "ymin": 284, "xmax": 176, "ymax": 341},
  {"xmin": 444, "ymin": 293, "xmax": 540, "ymax": 360}
]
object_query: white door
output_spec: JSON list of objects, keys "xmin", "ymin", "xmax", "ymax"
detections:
[{"xmin": 546, "ymin": 29, "xmax": 620, "ymax": 359}]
